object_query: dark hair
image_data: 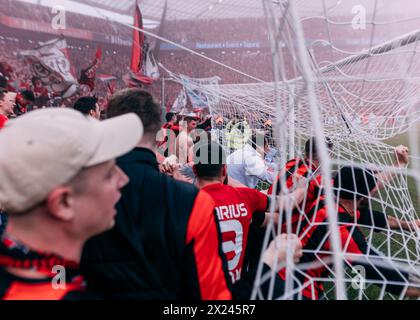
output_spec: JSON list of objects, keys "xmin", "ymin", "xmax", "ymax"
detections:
[
  {"xmin": 334, "ymin": 166, "xmax": 377, "ymax": 200},
  {"xmin": 21, "ymin": 90, "xmax": 35, "ymax": 102},
  {"xmin": 73, "ymin": 96, "xmax": 98, "ymax": 115},
  {"xmin": 305, "ymin": 136, "xmax": 333, "ymax": 158},
  {"xmin": 107, "ymin": 88, "xmax": 161, "ymax": 136},
  {"xmin": 31, "ymin": 76, "xmax": 41, "ymax": 85},
  {"xmin": 0, "ymin": 88, "xmax": 8, "ymax": 101},
  {"xmin": 193, "ymin": 142, "xmax": 226, "ymax": 179},
  {"xmin": 165, "ymin": 112, "xmax": 175, "ymax": 123}
]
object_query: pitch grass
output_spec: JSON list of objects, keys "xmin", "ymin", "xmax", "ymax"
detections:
[
  {"xmin": 258, "ymin": 129, "xmax": 420, "ymax": 299},
  {"xmin": 324, "ymin": 130, "xmax": 420, "ymax": 300}
]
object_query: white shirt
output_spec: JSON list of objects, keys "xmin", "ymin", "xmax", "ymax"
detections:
[{"xmin": 226, "ymin": 144, "xmax": 274, "ymax": 189}]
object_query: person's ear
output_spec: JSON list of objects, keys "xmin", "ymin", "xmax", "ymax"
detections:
[
  {"xmin": 46, "ymin": 187, "xmax": 76, "ymax": 221},
  {"xmin": 222, "ymin": 164, "xmax": 227, "ymax": 179},
  {"xmin": 192, "ymin": 165, "xmax": 198, "ymax": 177},
  {"xmin": 356, "ymin": 196, "xmax": 368, "ymax": 210}
]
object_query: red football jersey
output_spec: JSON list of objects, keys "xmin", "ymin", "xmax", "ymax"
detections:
[
  {"xmin": 202, "ymin": 183, "xmax": 268, "ymax": 284},
  {"xmin": 268, "ymin": 158, "xmax": 323, "ymax": 234}
]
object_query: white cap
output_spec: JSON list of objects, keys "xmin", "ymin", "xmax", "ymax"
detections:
[{"xmin": 0, "ymin": 108, "xmax": 143, "ymax": 212}]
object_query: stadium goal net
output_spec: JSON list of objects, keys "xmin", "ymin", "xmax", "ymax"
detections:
[{"xmin": 166, "ymin": 0, "xmax": 420, "ymax": 300}]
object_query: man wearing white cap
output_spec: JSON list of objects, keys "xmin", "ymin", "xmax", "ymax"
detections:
[{"xmin": 0, "ymin": 108, "xmax": 143, "ymax": 300}]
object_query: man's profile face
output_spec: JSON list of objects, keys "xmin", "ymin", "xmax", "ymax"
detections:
[
  {"xmin": 69, "ymin": 160, "xmax": 129, "ymax": 237},
  {"xmin": 185, "ymin": 117, "xmax": 198, "ymax": 131},
  {"xmin": 91, "ymin": 103, "xmax": 101, "ymax": 120},
  {"xmin": 0, "ymin": 92, "xmax": 16, "ymax": 115}
]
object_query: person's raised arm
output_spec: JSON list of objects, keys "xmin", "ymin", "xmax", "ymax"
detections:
[{"xmin": 373, "ymin": 145, "xmax": 409, "ymax": 192}]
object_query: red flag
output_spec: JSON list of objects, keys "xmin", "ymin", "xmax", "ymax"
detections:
[
  {"xmin": 131, "ymin": 0, "xmax": 144, "ymax": 73},
  {"xmin": 129, "ymin": 0, "xmax": 153, "ymax": 86},
  {"xmin": 96, "ymin": 46, "xmax": 102, "ymax": 61}
]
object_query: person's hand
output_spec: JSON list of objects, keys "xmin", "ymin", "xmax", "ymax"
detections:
[
  {"xmin": 403, "ymin": 219, "xmax": 420, "ymax": 231},
  {"xmin": 215, "ymin": 116, "xmax": 224, "ymax": 124},
  {"xmin": 264, "ymin": 119, "xmax": 272, "ymax": 127},
  {"xmin": 159, "ymin": 155, "xmax": 179, "ymax": 175},
  {"xmin": 405, "ymin": 274, "xmax": 420, "ymax": 297},
  {"xmin": 394, "ymin": 145, "xmax": 409, "ymax": 167},
  {"xmin": 388, "ymin": 216, "xmax": 420, "ymax": 231},
  {"xmin": 293, "ymin": 175, "xmax": 309, "ymax": 190},
  {"xmin": 263, "ymin": 234, "xmax": 303, "ymax": 270}
]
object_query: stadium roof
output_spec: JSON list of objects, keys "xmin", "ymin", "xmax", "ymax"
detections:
[
  {"xmin": 18, "ymin": 0, "xmax": 420, "ymax": 24},
  {"xmin": 73, "ymin": 0, "xmax": 267, "ymax": 20},
  {"xmin": 71, "ymin": 0, "xmax": 418, "ymax": 21},
  {"xmin": 72, "ymin": 0, "xmax": 135, "ymax": 15}
]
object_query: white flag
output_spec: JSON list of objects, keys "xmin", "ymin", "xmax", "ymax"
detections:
[
  {"xmin": 180, "ymin": 74, "xmax": 220, "ymax": 110},
  {"xmin": 143, "ymin": 43, "xmax": 160, "ymax": 80},
  {"xmin": 171, "ymin": 87, "xmax": 187, "ymax": 112},
  {"xmin": 20, "ymin": 37, "xmax": 78, "ymax": 98}
]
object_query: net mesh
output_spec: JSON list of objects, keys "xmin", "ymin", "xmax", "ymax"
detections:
[{"xmin": 165, "ymin": 0, "xmax": 420, "ymax": 300}]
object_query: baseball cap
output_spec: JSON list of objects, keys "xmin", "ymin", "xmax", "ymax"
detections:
[
  {"xmin": 0, "ymin": 108, "xmax": 143, "ymax": 213},
  {"xmin": 334, "ymin": 166, "xmax": 377, "ymax": 200}
]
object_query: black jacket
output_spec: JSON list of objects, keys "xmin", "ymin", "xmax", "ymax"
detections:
[{"xmin": 81, "ymin": 148, "xmax": 232, "ymax": 299}]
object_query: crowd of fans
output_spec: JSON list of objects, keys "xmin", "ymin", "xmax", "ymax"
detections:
[
  {"xmin": 1, "ymin": 85, "xmax": 419, "ymax": 300},
  {"xmin": 165, "ymin": 17, "xmax": 269, "ymax": 44},
  {"xmin": 1, "ymin": 5, "xmax": 420, "ymax": 301},
  {"xmin": 2, "ymin": 3, "xmax": 273, "ymax": 48},
  {"xmin": 0, "ymin": 36, "xmax": 130, "ymax": 108},
  {"xmin": 0, "ymin": 34, "xmax": 276, "ymax": 112},
  {"xmin": 158, "ymin": 50, "xmax": 275, "ymax": 105}
]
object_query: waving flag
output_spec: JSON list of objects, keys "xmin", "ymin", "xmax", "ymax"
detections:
[
  {"xmin": 131, "ymin": 0, "xmax": 144, "ymax": 74},
  {"xmin": 171, "ymin": 87, "xmax": 188, "ymax": 112},
  {"xmin": 143, "ymin": 43, "xmax": 160, "ymax": 80},
  {"xmin": 20, "ymin": 37, "xmax": 78, "ymax": 98},
  {"xmin": 128, "ymin": 0, "xmax": 159, "ymax": 86},
  {"xmin": 180, "ymin": 74, "xmax": 221, "ymax": 110}
]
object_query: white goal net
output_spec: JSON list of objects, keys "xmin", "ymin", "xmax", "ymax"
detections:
[{"xmin": 166, "ymin": 0, "xmax": 420, "ymax": 300}]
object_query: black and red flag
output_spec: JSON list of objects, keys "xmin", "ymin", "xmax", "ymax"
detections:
[
  {"xmin": 128, "ymin": 0, "xmax": 153, "ymax": 86},
  {"xmin": 127, "ymin": 0, "xmax": 162, "ymax": 87},
  {"xmin": 131, "ymin": 0, "xmax": 144, "ymax": 74}
]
